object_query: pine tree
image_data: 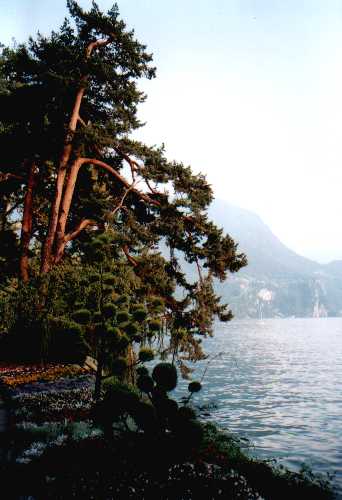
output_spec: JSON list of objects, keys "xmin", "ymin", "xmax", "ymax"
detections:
[{"xmin": 0, "ymin": 1, "xmax": 247, "ymax": 364}]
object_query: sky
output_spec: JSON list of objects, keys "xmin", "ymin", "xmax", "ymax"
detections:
[{"xmin": 2, "ymin": 0, "xmax": 342, "ymax": 263}]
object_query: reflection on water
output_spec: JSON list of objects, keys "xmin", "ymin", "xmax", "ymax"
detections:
[{"xmin": 174, "ymin": 318, "xmax": 342, "ymax": 495}]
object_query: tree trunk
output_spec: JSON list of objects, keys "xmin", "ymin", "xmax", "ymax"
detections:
[
  {"xmin": 19, "ymin": 163, "xmax": 38, "ymax": 283},
  {"xmin": 40, "ymin": 38, "xmax": 113, "ymax": 274},
  {"xmin": 94, "ymin": 345, "xmax": 104, "ymax": 402},
  {"xmin": 54, "ymin": 158, "xmax": 82, "ymax": 261},
  {"xmin": 40, "ymin": 114, "xmax": 81, "ymax": 274}
]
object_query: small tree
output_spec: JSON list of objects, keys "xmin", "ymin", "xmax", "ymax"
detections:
[{"xmin": 70, "ymin": 233, "xmax": 166, "ymax": 400}]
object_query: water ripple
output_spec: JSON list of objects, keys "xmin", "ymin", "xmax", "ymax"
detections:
[{"xmin": 175, "ymin": 318, "xmax": 342, "ymax": 497}]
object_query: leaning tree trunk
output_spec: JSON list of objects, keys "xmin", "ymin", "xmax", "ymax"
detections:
[
  {"xmin": 40, "ymin": 37, "xmax": 113, "ymax": 275},
  {"xmin": 19, "ymin": 162, "xmax": 38, "ymax": 283}
]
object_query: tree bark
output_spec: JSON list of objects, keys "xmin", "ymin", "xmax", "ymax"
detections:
[
  {"xmin": 54, "ymin": 218, "xmax": 96, "ymax": 264},
  {"xmin": 19, "ymin": 162, "xmax": 38, "ymax": 283},
  {"xmin": 39, "ymin": 97, "xmax": 83, "ymax": 273},
  {"xmin": 40, "ymin": 37, "xmax": 113, "ymax": 274},
  {"xmin": 52, "ymin": 156, "xmax": 159, "ymax": 265},
  {"xmin": 54, "ymin": 158, "xmax": 83, "ymax": 260}
]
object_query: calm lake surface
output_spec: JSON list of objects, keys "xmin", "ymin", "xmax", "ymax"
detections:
[{"xmin": 175, "ymin": 318, "xmax": 342, "ymax": 495}]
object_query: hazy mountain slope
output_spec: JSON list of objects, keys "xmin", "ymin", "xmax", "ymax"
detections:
[
  {"xmin": 207, "ymin": 200, "xmax": 342, "ymax": 318},
  {"xmin": 208, "ymin": 200, "xmax": 320, "ymax": 278}
]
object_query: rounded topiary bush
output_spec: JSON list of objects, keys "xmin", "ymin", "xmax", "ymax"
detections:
[
  {"xmin": 188, "ymin": 381, "xmax": 202, "ymax": 393},
  {"xmin": 136, "ymin": 366, "xmax": 149, "ymax": 377},
  {"xmin": 116, "ymin": 310, "xmax": 130, "ymax": 324},
  {"xmin": 149, "ymin": 319, "xmax": 161, "ymax": 332},
  {"xmin": 107, "ymin": 326, "xmax": 121, "ymax": 338},
  {"xmin": 117, "ymin": 333, "xmax": 130, "ymax": 351},
  {"xmin": 106, "ymin": 327, "xmax": 121, "ymax": 349},
  {"xmin": 139, "ymin": 347, "xmax": 155, "ymax": 363},
  {"xmin": 132, "ymin": 308, "xmax": 147, "ymax": 322},
  {"xmin": 102, "ymin": 382, "xmax": 140, "ymax": 419},
  {"xmin": 93, "ymin": 311, "xmax": 102, "ymax": 323},
  {"xmin": 152, "ymin": 363, "xmax": 178, "ymax": 392},
  {"xmin": 102, "ymin": 285, "xmax": 113, "ymax": 296},
  {"xmin": 137, "ymin": 375, "xmax": 154, "ymax": 393},
  {"xmin": 178, "ymin": 406, "xmax": 196, "ymax": 421},
  {"xmin": 150, "ymin": 296, "xmax": 164, "ymax": 310},
  {"xmin": 115, "ymin": 294, "xmax": 129, "ymax": 306},
  {"xmin": 125, "ymin": 322, "xmax": 139, "ymax": 336},
  {"xmin": 102, "ymin": 303, "xmax": 117, "ymax": 319},
  {"xmin": 72, "ymin": 308, "xmax": 91, "ymax": 325},
  {"xmin": 103, "ymin": 273, "xmax": 116, "ymax": 286}
]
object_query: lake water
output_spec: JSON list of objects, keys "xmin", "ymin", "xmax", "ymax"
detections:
[{"xmin": 175, "ymin": 318, "xmax": 342, "ymax": 496}]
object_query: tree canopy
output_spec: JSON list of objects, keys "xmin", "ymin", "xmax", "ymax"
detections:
[{"xmin": 0, "ymin": 1, "xmax": 247, "ymax": 368}]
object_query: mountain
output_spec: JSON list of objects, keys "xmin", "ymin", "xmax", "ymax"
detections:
[{"xmin": 208, "ymin": 200, "xmax": 342, "ymax": 318}]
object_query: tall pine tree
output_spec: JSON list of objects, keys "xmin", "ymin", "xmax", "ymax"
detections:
[{"xmin": 0, "ymin": 1, "xmax": 247, "ymax": 363}]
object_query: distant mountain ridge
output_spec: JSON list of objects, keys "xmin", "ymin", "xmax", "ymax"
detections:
[{"xmin": 208, "ymin": 200, "xmax": 342, "ymax": 318}]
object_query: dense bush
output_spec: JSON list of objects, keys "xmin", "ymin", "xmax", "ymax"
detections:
[{"xmin": 93, "ymin": 361, "xmax": 204, "ymax": 454}]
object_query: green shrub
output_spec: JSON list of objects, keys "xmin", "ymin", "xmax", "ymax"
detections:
[
  {"xmin": 136, "ymin": 366, "xmax": 149, "ymax": 377},
  {"xmin": 103, "ymin": 273, "xmax": 116, "ymax": 286},
  {"xmin": 117, "ymin": 333, "xmax": 130, "ymax": 351},
  {"xmin": 139, "ymin": 347, "xmax": 155, "ymax": 363},
  {"xmin": 93, "ymin": 311, "xmax": 102, "ymax": 323},
  {"xmin": 149, "ymin": 319, "xmax": 161, "ymax": 332},
  {"xmin": 137, "ymin": 375, "xmax": 154, "ymax": 393},
  {"xmin": 102, "ymin": 303, "xmax": 116, "ymax": 319},
  {"xmin": 131, "ymin": 401, "xmax": 158, "ymax": 433},
  {"xmin": 115, "ymin": 294, "xmax": 129, "ymax": 306},
  {"xmin": 132, "ymin": 308, "xmax": 147, "ymax": 322},
  {"xmin": 188, "ymin": 381, "xmax": 202, "ymax": 393},
  {"xmin": 88, "ymin": 272, "xmax": 100, "ymax": 283},
  {"xmin": 48, "ymin": 319, "xmax": 89, "ymax": 364},
  {"xmin": 152, "ymin": 363, "xmax": 177, "ymax": 391},
  {"xmin": 125, "ymin": 322, "xmax": 139, "ymax": 336},
  {"xmin": 178, "ymin": 406, "xmax": 196, "ymax": 420},
  {"xmin": 116, "ymin": 310, "xmax": 130, "ymax": 324},
  {"xmin": 150, "ymin": 296, "xmax": 164, "ymax": 309},
  {"xmin": 102, "ymin": 285, "xmax": 113, "ymax": 296},
  {"xmin": 72, "ymin": 308, "xmax": 91, "ymax": 325}
]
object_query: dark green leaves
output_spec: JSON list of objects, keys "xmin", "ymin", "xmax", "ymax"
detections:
[{"xmin": 152, "ymin": 363, "xmax": 177, "ymax": 392}]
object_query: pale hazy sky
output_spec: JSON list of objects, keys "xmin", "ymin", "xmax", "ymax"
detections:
[{"xmin": 2, "ymin": 0, "xmax": 342, "ymax": 263}]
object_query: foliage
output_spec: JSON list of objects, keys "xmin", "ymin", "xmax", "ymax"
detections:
[
  {"xmin": 0, "ymin": 0, "xmax": 246, "ymax": 372},
  {"xmin": 94, "ymin": 361, "xmax": 204, "ymax": 452},
  {"xmin": 0, "ymin": 361, "xmax": 334, "ymax": 499},
  {"xmin": 152, "ymin": 362, "xmax": 178, "ymax": 392}
]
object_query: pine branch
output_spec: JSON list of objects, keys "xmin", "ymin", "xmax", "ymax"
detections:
[
  {"xmin": 79, "ymin": 157, "xmax": 160, "ymax": 206},
  {"xmin": 122, "ymin": 244, "xmax": 138, "ymax": 267},
  {"xmin": 0, "ymin": 172, "xmax": 25, "ymax": 183},
  {"xmin": 111, "ymin": 181, "xmax": 136, "ymax": 217},
  {"xmin": 65, "ymin": 218, "xmax": 97, "ymax": 243}
]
